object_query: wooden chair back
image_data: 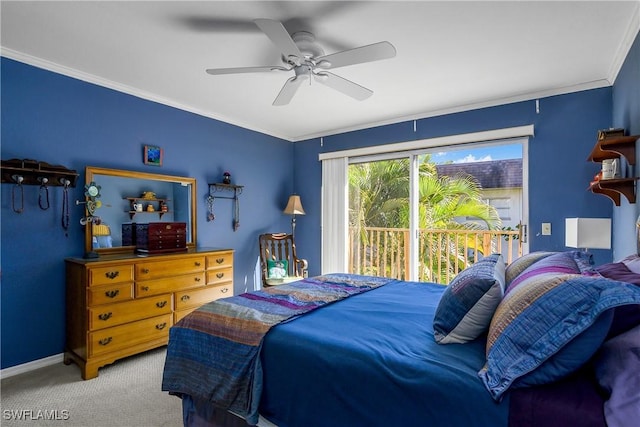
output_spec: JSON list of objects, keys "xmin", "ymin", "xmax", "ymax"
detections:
[{"xmin": 258, "ymin": 233, "xmax": 308, "ymax": 286}]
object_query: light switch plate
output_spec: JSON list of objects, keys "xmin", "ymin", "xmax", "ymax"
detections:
[{"xmin": 542, "ymin": 223, "xmax": 551, "ymax": 235}]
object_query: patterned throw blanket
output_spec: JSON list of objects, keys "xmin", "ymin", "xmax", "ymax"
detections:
[{"xmin": 162, "ymin": 273, "xmax": 394, "ymax": 425}]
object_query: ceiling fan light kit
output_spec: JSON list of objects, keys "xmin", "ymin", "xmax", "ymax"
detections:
[{"xmin": 205, "ymin": 18, "xmax": 396, "ymax": 106}]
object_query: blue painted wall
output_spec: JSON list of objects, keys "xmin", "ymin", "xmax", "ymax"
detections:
[
  {"xmin": 1, "ymin": 58, "xmax": 294, "ymax": 368},
  {"xmin": 612, "ymin": 31, "xmax": 640, "ymax": 260},
  {"xmin": 2, "ymin": 31, "xmax": 637, "ymax": 369},
  {"xmin": 293, "ymin": 90, "xmax": 616, "ymax": 276}
]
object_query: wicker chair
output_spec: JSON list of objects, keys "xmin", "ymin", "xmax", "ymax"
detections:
[{"xmin": 258, "ymin": 233, "xmax": 308, "ymax": 287}]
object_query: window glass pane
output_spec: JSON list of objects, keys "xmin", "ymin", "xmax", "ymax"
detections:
[{"xmin": 348, "ymin": 158, "xmax": 410, "ymax": 279}]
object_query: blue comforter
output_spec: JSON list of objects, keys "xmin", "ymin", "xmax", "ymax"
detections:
[
  {"xmin": 163, "ymin": 274, "xmax": 394, "ymax": 425},
  {"xmin": 258, "ymin": 280, "xmax": 509, "ymax": 427}
]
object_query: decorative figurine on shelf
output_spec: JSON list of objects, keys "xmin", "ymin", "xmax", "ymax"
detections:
[
  {"xmin": 223, "ymin": 171, "xmax": 231, "ymax": 185},
  {"xmin": 160, "ymin": 201, "xmax": 169, "ymax": 213}
]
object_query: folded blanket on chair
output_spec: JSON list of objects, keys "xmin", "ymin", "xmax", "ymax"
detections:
[{"xmin": 161, "ymin": 273, "xmax": 395, "ymax": 425}]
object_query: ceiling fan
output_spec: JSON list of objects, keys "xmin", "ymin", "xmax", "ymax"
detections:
[{"xmin": 206, "ymin": 19, "xmax": 396, "ymax": 106}]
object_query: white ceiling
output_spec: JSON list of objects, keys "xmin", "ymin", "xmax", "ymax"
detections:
[{"xmin": 1, "ymin": 1, "xmax": 639, "ymax": 142}]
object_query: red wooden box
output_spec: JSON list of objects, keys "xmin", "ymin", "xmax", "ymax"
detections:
[{"xmin": 135, "ymin": 222, "xmax": 187, "ymax": 254}]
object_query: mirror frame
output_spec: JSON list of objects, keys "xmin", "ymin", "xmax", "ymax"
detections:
[{"xmin": 84, "ymin": 166, "xmax": 197, "ymax": 255}]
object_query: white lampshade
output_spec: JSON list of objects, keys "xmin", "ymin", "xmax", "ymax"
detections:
[{"xmin": 565, "ymin": 218, "xmax": 611, "ymax": 250}]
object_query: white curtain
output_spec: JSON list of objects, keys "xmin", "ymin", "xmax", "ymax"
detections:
[{"xmin": 321, "ymin": 157, "xmax": 348, "ymax": 274}]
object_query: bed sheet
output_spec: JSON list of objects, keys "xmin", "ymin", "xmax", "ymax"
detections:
[{"xmin": 258, "ymin": 280, "xmax": 509, "ymax": 427}]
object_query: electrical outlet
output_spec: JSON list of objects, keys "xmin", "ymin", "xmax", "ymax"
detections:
[{"xmin": 541, "ymin": 223, "xmax": 551, "ymax": 236}]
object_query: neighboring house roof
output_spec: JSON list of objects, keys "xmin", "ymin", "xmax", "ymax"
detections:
[{"xmin": 435, "ymin": 159, "xmax": 523, "ymax": 189}]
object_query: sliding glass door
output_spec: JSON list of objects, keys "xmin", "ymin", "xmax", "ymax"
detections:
[{"xmin": 347, "ymin": 140, "xmax": 526, "ymax": 282}]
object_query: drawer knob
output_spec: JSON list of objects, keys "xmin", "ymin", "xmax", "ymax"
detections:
[
  {"xmin": 194, "ymin": 277, "xmax": 201, "ymax": 282},
  {"xmin": 141, "ymin": 286, "xmax": 150, "ymax": 292},
  {"xmin": 98, "ymin": 312, "xmax": 113, "ymax": 321},
  {"xmin": 221, "ymin": 288, "xmax": 229, "ymax": 293},
  {"xmin": 156, "ymin": 301, "xmax": 167, "ymax": 308},
  {"xmin": 141, "ymin": 268, "xmax": 150, "ymax": 274},
  {"xmin": 216, "ymin": 258, "xmax": 224, "ymax": 264},
  {"xmin": 195, "ymin": 261, "xmax": 201, "ymax": 266},
  {"xmin": 105, "ymin": 289, "xmax": 120, "ymax": 298},
  {"xmin": 156, "ymin": 323, "xmax": 167, "ymax": 330},
  {"xmin": 98, "ymin": 337, "xmax": 112, "ymax": 346},
  {"xmin": 216, "ymin": 272, "xmax": 224, "ymax": 279},
  {"xmin": 181, "ymin": 295, "xmax": 190, "ymax": 302},
  {"xmin": 105, "ymin": 271, "xmax": 120, "ymax": 280}
]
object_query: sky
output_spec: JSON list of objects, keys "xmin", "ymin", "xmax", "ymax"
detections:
[{"xmin": 430, "ymin": 142, "xmax": 522, "ymax": 164}]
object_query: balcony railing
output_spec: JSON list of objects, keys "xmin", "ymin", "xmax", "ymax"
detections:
[{"xmin": 349, "ymin": 227, "xmax": 522, "ymax": 284}]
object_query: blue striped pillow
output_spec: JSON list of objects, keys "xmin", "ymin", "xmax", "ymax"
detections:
[
  {"xmin": 433, "ymin": 254, "xmax": 505, "ymax": 344},
  {"xmin": 478, "ymin": 272, "xmax": 640, "ymax": 401}
]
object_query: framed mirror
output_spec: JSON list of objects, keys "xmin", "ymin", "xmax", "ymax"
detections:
[{"xmin": 84, "ymin": 166, "xmax": 197, "ymax": 255}]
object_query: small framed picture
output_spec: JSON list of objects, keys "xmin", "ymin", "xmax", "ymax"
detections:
[{"xmin": 143, "ymin": 145, "xmax": 163, "ymax": 166}]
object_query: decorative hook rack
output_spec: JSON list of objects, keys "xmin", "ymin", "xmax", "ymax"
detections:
[
  {"xmin": 208, "ymin": 183, "xmax": 244, "ymax": 199},
  {"xmin": 1, "ymin": 159, "xmax": 79, "ymax": 187},
  {"xmin": 208, "ymin": 183, "xmax": 244, "ymax": 231}
]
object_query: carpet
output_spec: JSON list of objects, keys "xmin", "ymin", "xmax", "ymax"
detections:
[{"xmin": 1, "ymin": 347, "xmax": 183, "ymax": 427}]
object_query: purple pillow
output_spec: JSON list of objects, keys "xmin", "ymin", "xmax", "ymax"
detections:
[
  {"xmin": 596, "ymin": 262, "xmax": 640, "ymax": 285},
  {"xmin": 621, "ymin": 254, "xmax": 640, "ymax": 274},
  {"xmin": 594, "ymin": 325, "xmax": 640, "ymax": 427},
  {"xmin": 504, "ymin": 251, "xmax": 556, "ymax": 285},
  {"xmin": 595, "ymin": 262, "xmax": 640, "ymax": 338},
  {"xmin": 505, "ymin": 251, "xmax": 594, "ymax": 295}
]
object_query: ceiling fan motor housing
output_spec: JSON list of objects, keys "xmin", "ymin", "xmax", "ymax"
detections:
[
  {"xmin": 291, "ymin": 31, "xmax": 324, "ymax": 59},
  {"xmin": 294, "ymin": 64, "xmax": 312, "ymax": 78}
]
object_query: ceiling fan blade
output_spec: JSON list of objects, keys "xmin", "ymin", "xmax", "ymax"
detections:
[
  {"xmin": 273, "ymin": 75, "xmax": 309, "ymax": 106},
  {"xmin": 206, "ymin": 65, "xmax": 289, "ymax": 75},
  {"xmin": 313, "ymin": 72, "xmax": 373, "ymax": 101},
  {"xmin": 254, "ymin": 19, "xmax": 303, "ymax": 65},
  {"xmin": 315, "ymin": 41, "xmax": 396, "ymax": 69}
]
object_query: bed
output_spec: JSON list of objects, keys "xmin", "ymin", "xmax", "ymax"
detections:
[{"xmin": 162, "ymin": 251, "xmax": 640, "ymax": 427}]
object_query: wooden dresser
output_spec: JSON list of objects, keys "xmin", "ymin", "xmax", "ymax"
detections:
[{"xmin": 64, "ymin": 248, "xmax": 233, "ymax": 379}]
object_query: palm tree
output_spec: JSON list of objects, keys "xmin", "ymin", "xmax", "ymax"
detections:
[{"xmin": 349, "ymin": 156, "xmax": 501, "ymax": 282}]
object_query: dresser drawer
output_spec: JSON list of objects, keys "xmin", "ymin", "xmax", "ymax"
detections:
[
  {"xmin": 89, "ymin": 294, "xmax": 172, "ymax": 331},
  {"xmin": 136, "ymin": 272, "xmax": 205, "ymax": 297},
  {"xmin": 175, "ymin": 283, "xmax": 233, "ymax": 311},
  {"xmin": 206, "ymin": 267, "xmax": 233, "ymax": 285},
  {"xmin": 174, "ymin": 307, "xmax": 198, "ymax": 324},
  {"xmin": 206, "ymin": 252, "xmax": 233, "ymax": 269},
  {"xmin": 135, "ymin": 257, "xmax": 205, "ymax": 280},
  {"xmin": 88, "ymin": 283, "xmax": 134, "ymax": 306},
  {"xmin": 89, "ymin": 265, "xmax": 134, "ymax": 286},
  {"xmin": 88, "ymin": 314, "xmax": 172, "ymax": 357}
]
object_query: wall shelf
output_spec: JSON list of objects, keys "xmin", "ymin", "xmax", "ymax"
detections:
[
  {"xmin": 588, "ymin": 135, "xmax": 638, "ymax": 164},
  {"xmin": 207, "ymin": 183, "xmax": 244, "ymax": 231},
  {"xmin": 208, "ymin": 183, "xmax": 244, "ymax": 199},
  {"xmin": 123, "ymin": 197, "xmax": 168, "ymax": 219},
  {"xmin": 587, "ymin": 134, "xmax": 639, "ymax": 206},
  {"xmin": 589, "ymin": 178, "xmax": 639, "ymax": 206},
  {"xmin": 1, "ymin": 158, "xmax": 79, "ymax": 187}
]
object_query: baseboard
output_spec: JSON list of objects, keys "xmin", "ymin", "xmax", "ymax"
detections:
[{"xmin": 0, "ymin": 353, "xmax": 64, "ymax": 379}]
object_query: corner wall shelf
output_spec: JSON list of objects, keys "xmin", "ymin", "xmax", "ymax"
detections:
[
  {"xmin": 588, "ymin": 135, "xmax": 639, "ymax": 165},
  {"xmin": 587, "ymin": 134, "xmax": 639, "ymax": 206},
  {"xmin": 589, "ymin": 177, "xmax": 639, "ymax": 206},
  {"xmin": 123, "ymin": 197, "xmax": 168, "ymax": 219}
]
